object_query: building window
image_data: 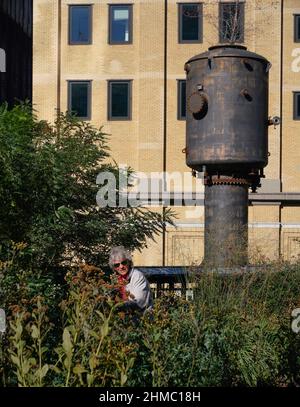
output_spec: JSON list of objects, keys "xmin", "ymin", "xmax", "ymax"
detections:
[
  {"xmin": 69, "ymin": 5, "xmax": 92, "ymax": 44},
  {"xmin": 178, "ymin": 80, "xmax": 186, "ymax": 120},
  {"xmin": 108, "ymin": 81, "xmax": 132, "ymax": 120},
  {"xmin": 219, "ymin": 2, "xmax": 244, "ymax": 43},
  {"xmin": 295, "ymin": 15, "xmax": 300, "ymax": 42},
  {"xmin": 294, "ymin": 92, "xmax": 300, "ymax": 120},
  {"xmin": 109, "ymin": 5, "xmax": 132, "ymax": 44},
  {"xmin": 68, "ymin": 81, "xmax": 91, "ymax": 120},
  {"xmin": 179, "ymin": 3, "xmax": 203, "ymax": 43}
]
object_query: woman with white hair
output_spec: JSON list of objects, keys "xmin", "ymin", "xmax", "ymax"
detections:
[{"xmin": 109, "ymin": 246, "xmax": 153, "ymax": 312}]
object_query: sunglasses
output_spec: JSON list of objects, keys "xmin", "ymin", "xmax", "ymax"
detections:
[{"xmin": 113, "ymin": 260, "xmax": 129, "ymax": 268}]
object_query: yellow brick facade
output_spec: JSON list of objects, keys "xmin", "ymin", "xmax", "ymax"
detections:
[{"xmin": 33, "ymin": 0, "xmax": 300, "ymax": 266}]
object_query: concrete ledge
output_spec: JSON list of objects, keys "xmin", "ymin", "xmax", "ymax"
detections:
[
  {"xmin": 249, "ymin": 192, "xmax": 300, "ymax": 203},
  {"xmin": 135, "ymin": 192, "xmax": 300, "ymax": 205}
]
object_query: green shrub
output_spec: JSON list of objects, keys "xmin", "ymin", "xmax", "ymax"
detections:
[
  {"xmin": 1, "ymin": 261, "xmax": 300, "ymax": 387},
  {"xmin": 0, "ymin": 103, "xmax": 173, "ymax": 310}
]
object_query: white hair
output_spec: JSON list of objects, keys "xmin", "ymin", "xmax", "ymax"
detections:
[{"xmin": 109, "ymin": 246, "xmax": 133, "ymax": 270}]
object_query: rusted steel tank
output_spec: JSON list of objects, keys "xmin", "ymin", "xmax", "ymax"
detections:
[
  {"xmin": 185, "ymin": 45, "xmax": 272, "ymax": 269},
  {"xmin": 185, "ymin": 45, "xmax": 270, "ymax": 174}
]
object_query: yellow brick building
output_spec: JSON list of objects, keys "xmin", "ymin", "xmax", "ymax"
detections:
[{"xmin": 33, "ymin": 0, "xmax": 300, "ymax": 266}]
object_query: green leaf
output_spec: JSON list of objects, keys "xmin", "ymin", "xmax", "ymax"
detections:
[
  {"xmin": 10, "ymin": 355, "xmax": 20, "ymax": 367},
  {"xmin": 22, "ymin": 360, "xmax": 31, "ymax": 375},
  {"xmin": 128, "ymin": 357, "xmax": 135, "ymax": 369},
  {"xmin": 89, "ymin": 355, "xmax": 98, "ymax": 370},
  {"xmin": 40, "ymin": 364, "xmax": 49, "ymax": 379},
  {"xmin": 73, "ymin": 364, "xmax": 87, "ymax": 375},
  {"xmin": 120, "ymin": 372, "xmax": 127, "ymax": 386},
  {"xmin": 49, "ymin": 365, "xmax": 61, "ymax": 374},
  {"xmin": 100, "ymin": 320, "xmax": 109, "ymax": 337},
  {"xmin": 89, "ymin": 330, "xmax": 100, "ymax": 340},
  {"xmin": 31, "ymin": 324, "xmax": 39, "ymax": 339},
  {"xmin": 62, "ymin": 327, "xmax": 73, "ymax": 355},
  {"xmin": 95, "ymin": 310, "xmax": 105, "ymax": 321},
  {"xmin": 87, "ymin": 373, "xmax": 94, "ymax": 386}
]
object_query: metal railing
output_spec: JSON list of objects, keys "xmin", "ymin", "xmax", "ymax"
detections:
[{"xmin": 139, "ymin": 267, "xmax": 190, "ymax": 299}]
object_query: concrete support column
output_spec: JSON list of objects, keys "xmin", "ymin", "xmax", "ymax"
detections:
[{"xmin": 204, "ymin": 182, "xmax": 249, "ymax": 268}]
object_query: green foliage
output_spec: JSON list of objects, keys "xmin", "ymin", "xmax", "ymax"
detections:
[
  {"xmin": 0, "ymin": 102, "xmax": 174, "ymax": 322},
  {"xmin": 3, "ymin": 264, "xmax": 141, "ymax": 387},
  {"xmin": 135, "ymin": 264, "xmax": 300, "ymax": 387},
  {"xmin": 0, "ymin": 103, "xmax": 175, "ymax": 385},
  {"xmin": 2, "ymin": 261, "xmax": 300, "ymax": 387},
  {"xmin": 1, "ymin": 102, "xmax": 300, "ymax": 387},
  {"xmin": 7, "ymin": 298, "xmax": 50, "ymax": 387},
  {"xmin": 0, "ymin": 103, "xmax": 172, "ymax": 271}
]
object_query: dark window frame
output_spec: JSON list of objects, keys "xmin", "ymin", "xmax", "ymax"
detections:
[
  {"xmin": 68, "ymin": 4, "xmax": 93, "ymax": 45},
  {"xmin": 108, "ymin": 80, "xmax": 132, "ymax": 120},
  {"xmin": 177, "ymin": 80, "xmax": 186, "ymax": 120},
  {"xmin": 293, "ymin": 91, "xmax": 300, "ymax": 120},
  {"xmin": 68, "ymin": 80, "xmax": 92, "ymax": 120},
  {"xmin": 178, "ymin": 3, "xmax": 203, "ymax": 44},
  {"xmin": 108, "ymin": 4, "xmax": 133, "ymax": 45},
  {"xmin": 294, "ymin": 14, "xmax": 300, "ymax": 43},
  {"xmin": 219, "ymin": 2, "xmax": 245, "ymax": 44}
]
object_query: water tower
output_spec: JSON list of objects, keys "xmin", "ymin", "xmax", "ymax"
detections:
[{"xmin": 185, "ymin": 45, "xmax": 278, "ymax": 269}]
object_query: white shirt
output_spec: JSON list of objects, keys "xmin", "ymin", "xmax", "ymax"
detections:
[{"xmin": 126, "ymin": 268, "xmax": 153, "ymax": 310}]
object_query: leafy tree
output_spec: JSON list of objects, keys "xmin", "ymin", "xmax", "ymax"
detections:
[{"xmin": 0, "ymin": 103, "xmax": 173, "ymax": 278}]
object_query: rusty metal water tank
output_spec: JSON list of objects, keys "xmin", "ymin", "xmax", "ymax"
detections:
[
  {"xmin": 185, "ymin": 45, "xmax": 275, "ymax": 269},
  {"xmin": 185, "ymin": 45, "xmax": 271, "ymax": 174}
]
